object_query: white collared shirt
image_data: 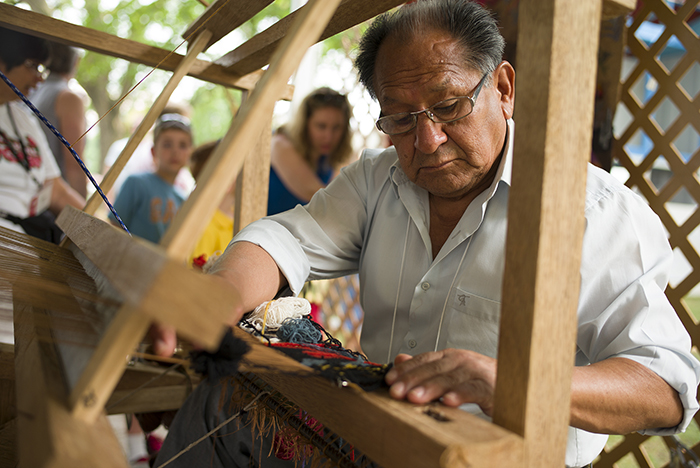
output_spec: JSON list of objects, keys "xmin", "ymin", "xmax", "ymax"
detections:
[{"xmin": 233, "ymin": 119, "xmax": 700, "ymax": 467}]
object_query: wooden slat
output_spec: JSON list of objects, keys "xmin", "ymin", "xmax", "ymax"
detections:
[
  {"xmin": 492, "ymin": 1, "xmax": 602, "ymax": 468},
  {"xmin": 13, "ymin": 301, "xmax": 128, "ymax": 468},
  {"xmin": 160, "ymin": 0, "xmax": 344, "ymax": 261},
  {"xmin": 234, "ymin": 327, "xmax": 524, "ymax": 468},
  {"xmin": 0, "ymin": 2, "xmax": 292, "ymax": 97},
  {"xmin": 215, "ymin": 0, "xmax": 405, "ymax": 76},
  {"xmin": 83, "ymin": 29, "xmax": 212, "ymax": 216},
  {"xmin": 56, "ymin": 207, "xmax": 239, "ymax": 350},
  {"xmin": 105, "ymin": 362, "xmax": 200, "ymax": 415},
  {"xmin": 68, "ymin": 305, "xmax": 150, "ymax": 422},
  {"xmin": 183, "ymin": 0, "xmax": 274, "ymax": 51},
  {"xmin": 56, "ymin": 205, "xmax": 238, "ymax": 422}
]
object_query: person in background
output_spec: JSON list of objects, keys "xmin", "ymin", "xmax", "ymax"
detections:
[
  {"xmin": 103, "ymin": 104, "xmax": 196, "ymax": 200},
  {"xmin": 267, "ymin": 87, "xmax": 354, "ymax": 215},
  {"xmin": 31, "ymin": 41, "xmax": 89, "ymax": 198},
  {"xmin": 187, "ymin": 140, "xmax": 235, "ymax": 269},
  {"xmin": 0, "ymin": 27, "xmax": 84, "ymax": 243},
  {"xmin": 109, "ymin": 113, "xmax": 193, "ymax": 244}
]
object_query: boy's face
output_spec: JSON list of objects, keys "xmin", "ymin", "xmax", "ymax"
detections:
[{"xmin": 152, "ymin": 128, "xmax": 192, "ymax": 178}]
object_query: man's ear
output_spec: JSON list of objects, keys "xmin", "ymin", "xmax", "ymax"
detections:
[{"xmin": 495, "ymin": 61, "xmax": 515, "ymax": 120}]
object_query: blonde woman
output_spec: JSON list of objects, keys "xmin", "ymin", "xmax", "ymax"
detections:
[{"xmin": 267, "ymin": 87, "xmax": 354, "ymax": 215}]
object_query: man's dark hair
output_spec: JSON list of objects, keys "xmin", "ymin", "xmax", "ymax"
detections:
[
  {"xmin": 47, "ymin": 42, "xmax": 79, "ymax": 75},
  {"xmin": 0, "ymin": 27, "xmax": 51, "ymax": 71},
  {"xmin": 356, "ymin": 0, "xmax": 506, "ymax": 100}
]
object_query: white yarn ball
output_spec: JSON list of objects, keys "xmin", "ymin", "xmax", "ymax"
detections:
[{"xmin": 248, "ymin": 297, "xmax": 311, "ymax": 331}]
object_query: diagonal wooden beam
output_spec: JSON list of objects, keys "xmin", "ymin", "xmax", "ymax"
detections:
[
  {"xmin": 56, "ymin": 207, "xmax": 240, "ymax": 422},
  {"xmin": 0, "ymin": 2, "xmax": 290, "ymax": 97},
  {"xmin": 214, "ymin": 0, "xmax": 405, "ymax": 76},
  {"xmin": 13, "ymin": 300, "xmax": 128, "ymax": 467},
  {"xmin": 160, "ymin": 0, "xmax": 345, "ymax": 261},
  {"xmin": 183, "ymin": 0, "xmax": 275, "ymax": 51}
]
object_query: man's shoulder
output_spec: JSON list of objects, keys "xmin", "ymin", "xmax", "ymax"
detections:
[
  {"xmin": 360, "ymin": 146, "xmax": 397, "ymax": 160},
  {"xmin": 584, "ymin": 163, "xmax": 650, "ymax": 214},
  {"xmin": 357, "ymin": 146, "xmax": 398, "ymax": 172},
  {"xmin": 343, "ymin": 146, "xmax": 398, "ymax": 183}
]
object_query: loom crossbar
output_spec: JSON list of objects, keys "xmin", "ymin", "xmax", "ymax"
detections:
[{"xmin": 234, "ymin": 328, "xmax": 524, "ymax": 468}]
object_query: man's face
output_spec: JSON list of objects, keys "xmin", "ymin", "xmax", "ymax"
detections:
[{"xmin": 374, "ymin": 29, "xmax": 513, "ymax": 201}]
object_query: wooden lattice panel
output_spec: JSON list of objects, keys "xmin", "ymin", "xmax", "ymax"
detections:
[
  {"xmin": 304, "ymin": 276, "xmax": 364, "ymax": 353},
  {"xmin": 597, "ymin": 0, "xmax": 700, "ymax": 466}
]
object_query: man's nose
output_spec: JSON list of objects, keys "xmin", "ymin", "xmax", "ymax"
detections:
[{"xmin": 413, "ymin": 113, "xmax": 447, "ymax": 154}]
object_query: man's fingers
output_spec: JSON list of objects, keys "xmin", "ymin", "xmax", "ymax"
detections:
[
  {"xmin": 150, "ymin": 324, "xmax": 177, "ymax": 357},
  {"xmin": 385, "ymin": 349, "xmax": 497, "ymax": 413},
  {"xmin": 387, "ymin": 351, "xmax": 456, "ymax": 399},
  {"xmin": 385, "ymin": 353, "xmax": 415, "ymax": 385},
  {"xmin": 394, "ymin": 353, "xmax": 413, "ymax": 366}
]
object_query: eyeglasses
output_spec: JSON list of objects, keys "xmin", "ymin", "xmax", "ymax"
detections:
[
  {"xmin": 375, "ymin": 72, "xmax": 489, "ymax": 135},
  {"xmin": 23, "ymin": 60, "xmax": 49, "ymax": 80}
]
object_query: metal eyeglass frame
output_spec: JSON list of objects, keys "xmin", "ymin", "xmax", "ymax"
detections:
[{"xmin": 375, "ymin": 72, "xmax": 489, "ymax": 135}]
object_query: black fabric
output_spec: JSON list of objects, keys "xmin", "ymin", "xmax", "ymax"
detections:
[
  {"xmin": 0, "ymin": 210, "xmax": 63, "ymax": 244},
  {"xmin": 189, "ymin": 328, "xmax": 251, "ymax": 383}
]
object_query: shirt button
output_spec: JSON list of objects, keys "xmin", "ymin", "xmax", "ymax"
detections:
[
  {"xmin": 408, "ymin": 339, "xmax": 417, "ymax": 348},
  {"xmin": 421, "ymin": 282, "xmax": 430, "ymax": 291}
]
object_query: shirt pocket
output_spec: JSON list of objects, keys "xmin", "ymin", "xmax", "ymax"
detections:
[{"xmin": 445, "ymin": 287, "xmax": 501, "ymax": 358}]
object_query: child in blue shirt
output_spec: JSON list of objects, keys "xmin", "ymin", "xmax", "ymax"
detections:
[{"xmin": 110, "ymin": 113, "xmax": 193, "ymax": 243}]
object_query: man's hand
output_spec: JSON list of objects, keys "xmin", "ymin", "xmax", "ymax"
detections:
[
  {"xmin": 149, "ymin": 323, "xmax": 177, "ymax": 357},
  {"xmin": 385, "ymin": 349, "xmax": 497, "ymax": 415}
]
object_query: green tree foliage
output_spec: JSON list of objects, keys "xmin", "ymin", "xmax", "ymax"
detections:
[
  {"xmin": 6, "ymin": 0, "xmax": 373, "ymax": 170},
  {"xmin": 11, "ymin": 0, "xmax": 294, "ymax": 171}
]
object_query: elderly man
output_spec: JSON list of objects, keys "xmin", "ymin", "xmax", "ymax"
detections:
[{"xmin": 154, "ymin": 1, "xmax": 700, "ymax": 467}]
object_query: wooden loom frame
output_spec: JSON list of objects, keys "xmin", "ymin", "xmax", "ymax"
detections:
[{"xmin": 0, "ymin": 0, "xmax": 637, "ymax": 467}]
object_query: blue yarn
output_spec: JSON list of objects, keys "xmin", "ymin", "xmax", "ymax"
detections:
[
  {"xmin": 277, "ymin": 317, "xmax": 323, "ymax": 344},
  {"xmin": 0, "ymin": 70, "xmax": 130, "ymax": 235}
]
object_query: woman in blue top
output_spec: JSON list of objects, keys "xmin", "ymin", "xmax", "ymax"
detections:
[{"xmin": 267, "ymin": 87, "xmax": 354, "ymax": 215}]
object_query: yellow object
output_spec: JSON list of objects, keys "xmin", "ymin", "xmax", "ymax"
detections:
[{"xmin": 188, "ymin": 209, "xmax": 234, "ymax": 267}]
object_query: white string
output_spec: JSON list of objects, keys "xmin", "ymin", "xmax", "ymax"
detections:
[
  {"xmin": 156, "ymin": 391, "xmax": 270, "ymax": 467},
  {"xmin": 434, "ymin": 235, "xmax": 473, "ymax": 352},
  {"xmin": 201, "ymin": 251, "xmax": 223, "ymax": 273},
  {"xmin": 387, "ymin": 216, "xmax": 412, "ymax": 364},
  {"xmin": 248, "ymin": 297, "xmax": 311, "ymax": 331}
]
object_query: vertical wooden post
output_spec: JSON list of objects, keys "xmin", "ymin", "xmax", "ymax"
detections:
[
  {"xmin": 234, "ymin": 90, "xmax": 272, "ymax": 234},
  {"xmin": 492, "ymin": 1, "xmax": 602, "ymax": 467}
]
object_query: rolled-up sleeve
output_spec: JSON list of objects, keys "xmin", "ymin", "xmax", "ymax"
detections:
[
  {"xmin": 577, "ymin": 168, "xmax": 700, "ymax": 434},
  {"xmin": 231, "ymin": 148, "xmax": 386, "ymax": 296}
]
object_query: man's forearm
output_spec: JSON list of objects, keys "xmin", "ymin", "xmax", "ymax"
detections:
[
  {"xmin": 208, "ymin": 240, "xmax": 288, "ymax": 314},
  {"xmin": 570, "ymin": 357, "xmax": 683, "ymax": 434}
]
